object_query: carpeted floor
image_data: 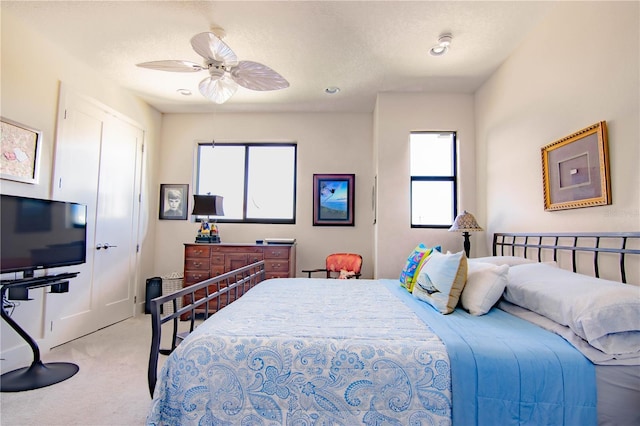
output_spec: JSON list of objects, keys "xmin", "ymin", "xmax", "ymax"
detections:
[{"xmin": 0, "ymin": 315, "xmax": 181, "ymax": 426}]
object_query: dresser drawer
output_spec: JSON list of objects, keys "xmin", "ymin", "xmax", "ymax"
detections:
[
  {"xmin": 211, "ymin": 245, "xmax": 263, "ymax": 254},
  {"xmin": 211, "ymin": 265, "xmax": 225, "ymax": 277},
  {"xmin": 210, "ymin": 254, "xmax": 225, "ymax": 265},
  {"xmin": 263, "ymin": 246, "xmax": 290, "ymax": 259},
  {"xmin": 184, "ymin": 258, "xmax": 210, "ymax": 271},
  {"xmin": 184, "ymin": 271, "xmax": 209, "ymax": 285},
  {"xmin": 185, "ymin": 245, "xmax": 211, "ymax": 258},
  {"xmin": 266, "ymin": 272, "xmax": 289, "ymax": 280},
  {"xmin": 265, "ymin": 259, "xmax": 289, "ymax": 273}
]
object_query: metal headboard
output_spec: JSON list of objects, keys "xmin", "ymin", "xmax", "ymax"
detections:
[{"xmin": 493, "ymin": 232, "xmax": 640, "ymax": 284}]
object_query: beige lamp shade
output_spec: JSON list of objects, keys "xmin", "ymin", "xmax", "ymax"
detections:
[
  {"xmin": 449, "ymin": 210, "xmax": 483, "ymax": 232},
  {"xmin": 448, "ymin": 210, "xmax": 482, "ymax": 258}
]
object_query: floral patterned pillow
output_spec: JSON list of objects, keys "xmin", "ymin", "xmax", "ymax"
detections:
[{"xmin": 399, "ymin": 244, "xmax": 441, "ymax": 292}]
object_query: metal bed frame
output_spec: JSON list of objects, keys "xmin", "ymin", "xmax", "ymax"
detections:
[
  {"xmin": 493, "ymin": 232, "xmax": 640, "ymax": 284},
  {"xmin": 147, "ymin": 260, "xmax": 265, "ymax": 397}
]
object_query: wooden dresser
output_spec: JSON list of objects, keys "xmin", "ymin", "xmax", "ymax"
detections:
[{"xmin": 183, "ymin": 243, "xmax": 296, "ymax": 316}]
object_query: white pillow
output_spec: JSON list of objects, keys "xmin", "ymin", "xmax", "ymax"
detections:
[
  {"xmin": 505, "ymin": 263, "xmax": 640, "ymax": 355},
  {"xmin": 461, "ymin": 262, "xmax": 508, "ymax": 316},
  {"xmin": 470, "ymin": 256, "xmax": 535, "ymax": 266}
]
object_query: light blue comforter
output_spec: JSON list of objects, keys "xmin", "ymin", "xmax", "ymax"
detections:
[
  {"xmin": 383, "ymin": 279, "xmax": 597, "ymax": 426},
  {"xmin": 148, "ymin": 278, "xmax": 596, "ymax": 425}
]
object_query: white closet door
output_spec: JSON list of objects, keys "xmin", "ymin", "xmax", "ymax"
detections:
[
  {"xmin": 47, "ymin": 87, "xmax": 142, "ymax": 346},
  {"xmin": 92, "ymin": 115, "xmax": 142, "ymax": 329}
]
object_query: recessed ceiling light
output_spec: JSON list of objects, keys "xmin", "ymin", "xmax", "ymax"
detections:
[
  {"xmin": 325, "ymin": 86, "xmax": 340, "ymax": 94},
  {"xmin": 429, "ymin": 33, "xmax": 453, "ymax": 57},
  {"xmin": 177, "ymin": 88, "xmax": 192, "ymax": 96}
]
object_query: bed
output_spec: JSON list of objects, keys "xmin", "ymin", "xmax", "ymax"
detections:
[{"xmin": 146, "ymin": 232, "xmax": 640, "ymax": 425}]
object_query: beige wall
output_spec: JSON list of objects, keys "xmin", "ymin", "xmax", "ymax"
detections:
[
  {"xmin": 475, "ymin": 1, "xmax": 639, "ymax": 251},
  {"xmin": 374, "ymin": 93, "xmax": 477, "ymax": 278},
  {"xmin": 154, "ymin": 112, "xmax": 374, "ymax": 278},
  {"xmin": 1, "ymin": 9, "xmax": 162, "ymax": 366}
]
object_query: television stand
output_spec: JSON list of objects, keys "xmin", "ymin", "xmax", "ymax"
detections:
[{"xmin": 1, "ymin": 272, "xmax": 80, "ymax": 392}]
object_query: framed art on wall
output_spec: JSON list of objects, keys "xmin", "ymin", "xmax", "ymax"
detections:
[
  {"xmin": 313, "ymin": 174, "xmax": 355, "ymax": 226},
  {"xmin": 0, "ymin": 117, "xmax": 42, "ymax": 184},
  {"xmin": 159, "ymin": 184, "xmax": 189, "ymax": 220},
  {"xmin": 541, "ymin": 121, "xmax": 611, "ymax": 211}
]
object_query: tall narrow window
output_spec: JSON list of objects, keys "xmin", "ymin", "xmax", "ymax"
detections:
[
  {"xmin": 410, "ymin": 131, "xmax": 457, "ymax": 227},
  {"xmin": 196, "ymin": 143, "xmax": 297, "ymax": 223}
]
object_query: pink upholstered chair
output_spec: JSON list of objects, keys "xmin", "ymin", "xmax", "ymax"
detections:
[{"xmin": 303, "ymin": 253, "xmax": 363, "ymax": 279}]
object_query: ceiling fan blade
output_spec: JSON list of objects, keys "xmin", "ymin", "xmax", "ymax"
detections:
[
  {"xmin": 190, "ymin": 32, "xmax": 238, "ymax": 65},
  {"xmin": 230, "ymin": 61, "xmax": 290, "ymax": 91},
  {"xmin": 198, "ymin": 75, "xmax": 238, "ymax": 104},
  {"xmin": 136, "ymin": 60, "xmax": 204, "ymax": 72}
]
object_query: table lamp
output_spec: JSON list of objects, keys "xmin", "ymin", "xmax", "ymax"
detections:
[
  {"xmin": 192, "ymin": 194, "xmax": 224, "ymax": 243},
  {"xmin": 448, "ymin": 210, "xmax": 483, "ymax": 258}
]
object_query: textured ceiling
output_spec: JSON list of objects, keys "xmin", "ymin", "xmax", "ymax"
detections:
[{"xmin": 2, "ymin": 1, "xmax": 555, "ymax": 113}]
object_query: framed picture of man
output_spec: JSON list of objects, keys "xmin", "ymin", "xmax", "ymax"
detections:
[{"xmin": 159, "ymin": 184, "xmax": 188, "ymax": 220}]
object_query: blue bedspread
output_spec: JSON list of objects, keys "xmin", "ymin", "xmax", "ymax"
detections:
[
  {"xmin": 148, "ymin": 279, "xmax": 452, "ymax": 425},
  {"xmin": 382, "ymin": 279, "xmax": 597, "ymax": 426}
]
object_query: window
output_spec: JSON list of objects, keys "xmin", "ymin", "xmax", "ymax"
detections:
[
  {"xmin": 196, "ymin": 143, "xmax": 297, "ymax": 223},
  {"xmin": 410, "ymin": 131, "xmax": 457, "ymax": 227}
]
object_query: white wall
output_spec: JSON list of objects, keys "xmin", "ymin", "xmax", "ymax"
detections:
[
  {"xmin": 154, "ymin": 112, "xmax": 374, "ymax": 278},
  {"xmin": 0, "ymin": 9, "xmax": 162, "ymax": 370},
  {"xmin": 475, "ymin": 1, "xmax": 639, "ymax": 249},
  {"xmin": 374, "ymin": 93, "xmax": 477, "ymax": 278}
]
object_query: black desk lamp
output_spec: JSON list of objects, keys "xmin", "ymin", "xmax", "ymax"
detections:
[
  {"xmin": 449, "ymin": 210, "xmax": 483, "ymax": 258},
  {"xmin": 192, "ymin": 194, "xmax": 224, "ymax": 243}
]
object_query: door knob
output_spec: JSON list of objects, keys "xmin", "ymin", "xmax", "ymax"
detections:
[{"xmin": 97, "ymin": 243, "xmax": 118, "ymax": 250}]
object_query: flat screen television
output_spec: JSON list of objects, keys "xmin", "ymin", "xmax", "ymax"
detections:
[{"xmin": 1, "ymin": 194, "xmax": 87, "ymax": 275}]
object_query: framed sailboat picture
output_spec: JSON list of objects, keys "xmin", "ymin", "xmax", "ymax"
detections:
[{"xmin": 312, "ymin": 174, "xmax": 355, "ymax": 226}]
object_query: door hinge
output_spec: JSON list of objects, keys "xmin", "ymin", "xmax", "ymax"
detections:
[
  {"xmin": 136, "ymin": 244, "xmax": 140, "ymax": 253},
  {"xmin": 134, "ymin": 296, "xmax": 137, "ymax": 304},
  {"xmin": 50, "ymin": 321, "xmax": 54, "ymax": 332},
  {"xmin": 141, "ymin": 144, "xmax": 144, "ymax": 153},
  {"xmin": 64, "ymin": 109, "xmax": 68, "ymax": 119}
]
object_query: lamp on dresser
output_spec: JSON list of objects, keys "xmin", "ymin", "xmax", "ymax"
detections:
[
  {"xmin": 192, "ymin": 194, "xmax": 224, "ymax": 243},
  {"xmin": 448, "ymin": 210, "xmax": 483, "ymax": 258}
]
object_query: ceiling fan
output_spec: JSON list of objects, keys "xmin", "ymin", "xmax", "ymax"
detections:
[{"xmin": 136, "ymin": 29, "xmax": 289, "ymax": 104}]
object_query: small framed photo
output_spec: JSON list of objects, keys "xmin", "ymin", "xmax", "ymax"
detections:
[
  {"xmin": 159, "ymin": 184, "xmax": 189, "ymax": 220},
  {"xmin": 1, "ymin": 117, "xmax": 42, "ymax": 184},
  {"xmin": 541, "ymin": 121, "xmax": 611, "ymax": 211},
  {"xmin": 313, "ymin": 173, "xmax": 355, "ymax": 226}
]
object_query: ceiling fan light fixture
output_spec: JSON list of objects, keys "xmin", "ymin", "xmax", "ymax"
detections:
[
  {"xmin": 429, "ymin": 33, "xmax": 453, "ymax": 56},
  {"xmin": 137, "ymin": 28, "xmax": 289, "ymax": 104},
  {"xmin": 199, "ymin": 75, "xmax": 238, "ymax": 104}
]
